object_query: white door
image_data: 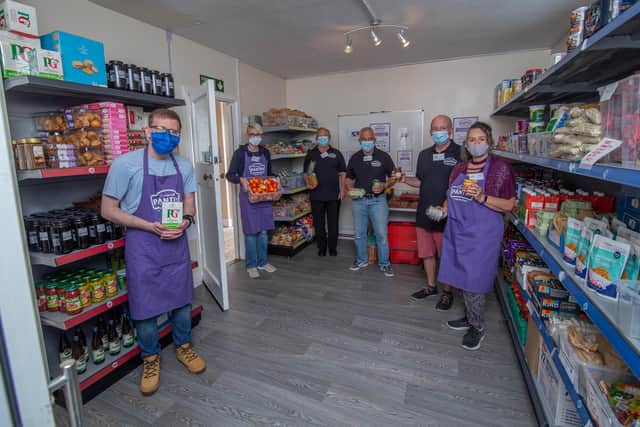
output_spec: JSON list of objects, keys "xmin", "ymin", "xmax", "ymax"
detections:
[{"xmin": 187, "ymin": 80, "xmax": 229, "ymax": 310}]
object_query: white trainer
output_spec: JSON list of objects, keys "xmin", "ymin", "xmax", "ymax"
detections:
[
  {"xmin": 258, "ymin": 264, "xmax": 277, "ymax": 273},
  {"xmin": 247, "ymin": 268, "xmax": 260, "ymax": 279}
]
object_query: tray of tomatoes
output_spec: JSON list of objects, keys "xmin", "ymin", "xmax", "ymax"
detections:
[{"xmin": 247, "ymin": 177, "xmax": 281, "ymax": 203}]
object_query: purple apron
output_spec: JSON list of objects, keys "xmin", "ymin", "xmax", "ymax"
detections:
[
  {"xmin": 438, "ymin": 157, "xmax": 504, "ymax": 294},
  {"xmin": 239, "ymin": 150, "xmax": 274, "ymax": 235},
  {"xmin": 125, "ymin": 146, "xmax": 193, "ymax": 320}
]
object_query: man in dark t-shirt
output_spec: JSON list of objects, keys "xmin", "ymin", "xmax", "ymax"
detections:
[
  {"xmin": 304, "ymin": 128, "xmax": 347, "ymax": 256},
  {"xmin": 404, "ymin": 115, "xmax": 462, "ymax": 311}
]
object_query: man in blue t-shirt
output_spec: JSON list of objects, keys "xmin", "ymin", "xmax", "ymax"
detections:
[{"xmin": 101, "ymin": 109, "xmax": 205, "ymax": 396}]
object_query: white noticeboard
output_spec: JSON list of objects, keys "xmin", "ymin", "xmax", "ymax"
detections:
[{"xmin": 337, "ymin": 110, "xmax": 424, "ymax": 175}]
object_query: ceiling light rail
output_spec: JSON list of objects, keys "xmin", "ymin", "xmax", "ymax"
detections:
[{"xmin": 343, "ymin": 24, "xmax": 410, "ymax": 53}]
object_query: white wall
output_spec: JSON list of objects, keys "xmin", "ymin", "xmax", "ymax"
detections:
[
  {"xmin": 239, "ymin": 62, "xmax": 286, "ymax": 127},
  {"xmin": 286, "ymin": 49, "xmax": 552, "ymax": 234}
]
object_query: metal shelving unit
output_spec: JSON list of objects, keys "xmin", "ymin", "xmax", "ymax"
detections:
[
  {"xmin": 509, "ymin": 213, "xmax": 640, "ymax": 378},
  {"xmin": 273, "ymin": 209, "xmax": 312, "ymax": 222},
  {"xmin": 17, "ymin": 165, "xmax": 110, "ymax": 181},
  {"xmin": 492, "ymin": 3, "xmax": 640, "ymax": 117},
  {"xmin": 268, "ymin": 238, "xmax": 313, "ymax": 257},
  {"xmin": 29, "ymin": 238, "xmax": 125, "ymax": 267},
  {"xmin": 495, "ymin": 276, "xmax": 550, "ymax": 427},
  {"xmin": 494, "ymin": 150, "xmax": 640, "ymax": 190},
  {"xmin": 281, "ymin": 186, "xmax": 308, "ymax": 195},
  {"xmin": 263, "ymin": 125, "xmax": 318, "ymax": 133}
]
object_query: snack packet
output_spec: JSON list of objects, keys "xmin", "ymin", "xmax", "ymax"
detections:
[
  {"xmin": 616, "ymin": 236, "xmax": 640, "ymax": 282},
  {"xmin": 586, "ymin": 235, "xmax": 630, "ymax": 300},
  {"xmin": 564, "ymin": 217, "xmax": 583, "ymax": 265},
  {"xmin": 575, "ymin": 218, "xmax": 611, "ymax": 279}
]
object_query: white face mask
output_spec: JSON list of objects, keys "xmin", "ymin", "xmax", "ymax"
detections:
[
  {"xmin": 467, "ymin": 142, "xmax": 489, "ymax": 157},
  {"xmin": 248, "ymin": 136, "xmax": 262, "ymax": 146}
]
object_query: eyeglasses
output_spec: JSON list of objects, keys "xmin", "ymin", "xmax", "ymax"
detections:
[{"xmin": 150, "ymin": 126, "xmax": 181, "ymax": 137}]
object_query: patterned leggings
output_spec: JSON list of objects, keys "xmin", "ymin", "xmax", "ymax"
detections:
[{"xmin": 463, "ymin": 291, "xmax": 487, "ymax": 330}]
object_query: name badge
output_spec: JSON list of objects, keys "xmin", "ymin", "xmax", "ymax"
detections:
[
  {"xmin": 321, "ymin": 152, "xmax": 329, "ymax": 159},
  {"xmin": 363, "ymin": 155, "xmax": 373, "ymax": 162},
  {"xmin": 433, "ymin": 153, "xmax": 445, "ymax": 161},
  {"xmin": 251, "ymin": 156, "xmax": 260, "ymax": 162},
  {"xmin": 468, "ymin": 172, "xmax": 484, "ymax": 181}
]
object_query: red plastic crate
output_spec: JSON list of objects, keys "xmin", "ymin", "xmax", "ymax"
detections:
[
  {"xmin": 390, "ymin": 249, "xmax": 421, "ymax": 265},
  {"xmin": 388, "ymin": 222, "xmax": 418, "ymax": 251}
]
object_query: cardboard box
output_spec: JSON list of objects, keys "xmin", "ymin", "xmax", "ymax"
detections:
[
  {"xmin": 524, "ymin": 317, "xmax": 540, "ymax": 376},
  {"xmin": 36, "ymin": 48, "xmax": 62, "ymax": 80},
  {"xmin": 0, "ymin": 30, "xmax": 37, "ymax": 77},
  {"xmin": 0, "ymin": 1, "xmax": 38, "ymax": 38},
  {"xmin": 40, "ymin": 31, "xmax": 107, "ymax": 87},
  {"xmin": 126, "ymin": 105, "xmax": 145, "ymax": 130}
]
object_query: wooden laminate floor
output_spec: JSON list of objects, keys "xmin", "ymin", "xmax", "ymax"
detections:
[{"xmin": 56, "ymin": 241, "xmax": 536, "ymax": 427}]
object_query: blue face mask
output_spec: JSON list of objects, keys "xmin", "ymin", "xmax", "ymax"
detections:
[
  {"xmin": 361, "ymin": 140, "xmax": 375, "ymax": 153},
  {"xmin": 317, "ymin": 136, "xmax": 330, "ymax": 146},
  {"xmin": 151, "ymin": 131, "xmax": 180, "ymax": 155},
  {"xmin": 431, "ymin": 130, "xmax": 450, "ymax": 146}
]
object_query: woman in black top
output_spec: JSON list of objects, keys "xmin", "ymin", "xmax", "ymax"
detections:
[{"xmin": 304, "ymin": 128, "xmax": 347, "ymax": 256}]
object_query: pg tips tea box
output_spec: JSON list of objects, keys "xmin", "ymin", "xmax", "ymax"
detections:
[
  {"xmin": 40, "ymin": 31, "xmax": 107, "ymax": 87},
  {"xmin": 161, "ymin": 202, "xmax": 183, "ymax": 229},
  {"xmin": 37, "ymin": 48, "xmax": 63, "ymax": 80},
  {"xmin": 0, "ymin": 1, "xmax": 38, "ymax": 38},
  {"xmin": 0, "ymin": 30, "xmax": 38, "ymax": 77}
]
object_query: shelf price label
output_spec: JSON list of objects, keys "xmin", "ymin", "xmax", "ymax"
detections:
[
  {"xmin": 107, "ymin": 242, "xmax": 114, "ymax": 250},
  {"xmin": 106, "ymin": 301, "xmax": 113, "ymax": 309},
  {"xmin": 88, "ymin": 167, "xmax": 95, "ymax": 174},
  {"xmin": 579, "ymin": 138, "xmax": 622, "ymax": 170},
  {"xmin": 111, "ymin": 361, "xmax": 119, "ymax": 369}
]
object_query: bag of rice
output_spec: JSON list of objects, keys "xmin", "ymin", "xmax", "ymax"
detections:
[
  {"xmin": 564, "ymin": 217, "xmax": 583, "ymax": 265},
  {"xmin": 586, "ymin": 235, "xmax": 630, "ymax": 300},
  {"xmin": 615, "ymin": 236, "xmax": 640, "ymax": 281}
]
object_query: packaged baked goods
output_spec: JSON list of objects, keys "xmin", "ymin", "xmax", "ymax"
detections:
[
  {"xmin": 65, "ymin": 128, "xmax": 102, "ymax": 148},
  {"xmin": 586, "ymin": 234, "xmax": 630, "ymax": 300},
  {"xmin": 76, "ymin": 147, "xmax": 104, "ymax": 166},
  {"xmin": 66, "ymin": 108, "xmax": 102, "ymax": 129},
  {"xmin": 34, "ymin": 112, "xmax": 67, "ymax": 132}
]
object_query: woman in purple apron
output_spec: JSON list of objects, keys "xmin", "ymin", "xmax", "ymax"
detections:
[
  {"xmin": 226, "ymin": 123, "xmax": 277, "ymax": 279},
  {"xmin": 437, "ymin": 122, "xmax": 516, "ymax": 351}
]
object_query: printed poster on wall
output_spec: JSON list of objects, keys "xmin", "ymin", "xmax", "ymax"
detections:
[
  {"xmin": 453, "ymin": 116, "xmax": 478, "ymax": 145},
  {"xmin": 349, "ymin": 129, "xmax": 360, "ymax": 145},
  {"xmin": 370, "ymin": 123, "xmax": 391, "ymax": 152},
  {"xmin": 397, "ymin": 150, "xmax": 413, "ymax": 172}
]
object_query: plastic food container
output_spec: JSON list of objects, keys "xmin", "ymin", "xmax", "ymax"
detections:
[
  {"xmin": 528, "ymin": 122, "xmax": 546, "ymax": 133},
  {"xmin": 34, "ymin": 112, "xmax": 67, "ymax": 132},
  {"xmin": 66, "ymin": 108, "xmax": 102, "ymax": 129},
  {"xmin": 568, "ymin": 6, "xmax": 588, "ymax": 51},
  {"xmin": 65, "ymin": 128, "xmax": 102, "ymax": 148},
  {"xmin": 529, "ymin": 105, "xmax": 545, "ymax": 122},
  {"xmin": 600, "ymin": 74, "xmax": 640, "ymax": 167},
  {"xmin": 584, "ymin": 364, "xmax": 639, "ymax": 427},
  {"xmin": 247, "ymin": 177, "xmax": 280, "ymax": 203},
  {"xmin": 349, "ymin": 188, "xmax": 366, "ymax": 199},
  {"xmin": 616, "ymin": 280, "xmax": 640, "ymax": 340},
  {"xmin": 76, "ymin": 147, "xmax": 104, "ymax": 167}
]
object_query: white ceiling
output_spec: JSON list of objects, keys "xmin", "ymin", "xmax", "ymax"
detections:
[{"xmin": 90, "ymin": 0, "xmax": 585, "ymax": 79}]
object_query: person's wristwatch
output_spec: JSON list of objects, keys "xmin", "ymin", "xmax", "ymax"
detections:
[
  {"xmin": 183, "ymin": 214, "xmax": 195, "ymax": 228},
  {"xmin": 481, "ymin": 194, "xmax": 488, "ymax": 204}
]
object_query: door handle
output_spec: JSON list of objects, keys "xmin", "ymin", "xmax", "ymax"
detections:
[{"xmin": 203, "ymin": 174, "xmax": 213, "ymax": 181}]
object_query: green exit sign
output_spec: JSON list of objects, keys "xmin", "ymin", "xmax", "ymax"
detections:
[{"xmin": 200, "ymin": 74, "xmax": 224, "ymax": 93}]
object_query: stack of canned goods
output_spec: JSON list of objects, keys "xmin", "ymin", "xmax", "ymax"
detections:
[
  {"xmin": 24, "ymin": 208, "xmax": 124, "ymax": 255},
  {"xmin": 35, "ymin": 265, "xmax": 126, "ymax": 316}
]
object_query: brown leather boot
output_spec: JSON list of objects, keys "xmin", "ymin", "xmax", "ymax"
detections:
[
  {"xmin": 176, "ymin": 343, "xmax": 206, "ymax": 374},
  {"xmin": 139, "ymin": 355, "xmax": 160, "ymax": 396}
]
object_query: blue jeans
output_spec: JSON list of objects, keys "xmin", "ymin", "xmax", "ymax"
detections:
[
  {"xmin": 245, "ymin": 230, "xmax": 268, "ymax": 269},
  {"xmin": 352, "ymin": 196, "xmax": 390, "ymax": 268},
  {"xmin": 136, "ymin": 303, "xmax": 192, "ymax": 359}
]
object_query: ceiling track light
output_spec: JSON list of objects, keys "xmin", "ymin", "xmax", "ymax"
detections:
[
  {"xmin": 397, "ymin": 30, "xmax": 410, "ymax": 48},
  {"xmin": 344, "ymin": 36, "xmax": 353, "ymax": 53},
  {"xmin": 343, "ymin": 23, "xmax": 409, "ymax": 53}
]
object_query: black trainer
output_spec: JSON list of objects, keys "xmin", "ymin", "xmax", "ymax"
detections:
[
  {"xmin": 411, "ymin": 286, "xmax": 438, "ymax": 299},
  {"xmin": 329, "ymin": 250, "xmax": 338, "ymax": 257},
  {"xmin": 462, "ymin": 326, "xmax": 486, "ymax": 351},
  {"xmin": 446, "ymin": 317, "xmax": 471, "ymax": 331},
  {"xmin": 435, "ymin": 291, "xmax": 454, "ymax": 311}
]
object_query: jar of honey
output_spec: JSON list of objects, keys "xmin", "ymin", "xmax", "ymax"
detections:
[{"xmin": 89, "ymin": 276, "xmax": 105, "ymax": 303}]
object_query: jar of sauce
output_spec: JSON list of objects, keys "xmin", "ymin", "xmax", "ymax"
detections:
[
  {"xmin": 161, "ymin": 73, "xmax": 175, "ymax": 97},
  {"xmin": 38, "ymin": 220, "xmax": 52, "ymax": 253},
  {"xmin": 25, "ymin": 218, "xmax": 41, "ymax": 251},
  {"xmin": 56, "ymin": 283, "xmax": 67, "ymax": 313},
  {"xmin": 73, "ymin": 217, "xmax": 89, "ymax": 249},
  {"xmin": 52, "ymin": 219, "xmax": 74, "ymax": 254},
  {"xmin": 151, "ymin": 70, "xmax": 162, "ymax": 96},
  {"xmin": 79, "ymin": 279, "xmax": 92, "ymax": 308},
  {"xmin": 89, "ymin": 213, "xmax": 107, "ymax": 244},
  {"xmin": 35, "ymin": 282, "xmax": 47, "ymax": 312},
  {"xmin": 102, "ymin": 272, "xmax": 118, "ymax": 298},
  {"xmin": 139, "ymin": 67, "xmax": 152, "ymax": 94},
  {"xmin": 45, "ymin": 282, "xmax": 59, "ymax": 312},
  {"xmin": 90, "ymin": 276, "xmax": 105, "ymax": 303},
  {"xmin": 107, "ymin": 60, "xmax": 126, "ymax": 89},
  {"xmin": 65, "ymin": 283, "xmax": 83, "ymax": 315},
  {"xmin": 125, "ymin": 64, "xmax": 141, "ymax": 92}
]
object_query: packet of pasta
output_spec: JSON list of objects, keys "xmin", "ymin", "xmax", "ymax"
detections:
[
  {"xmin": 616, "ymin": 236, "xmax": 640, "ymax": 282},
  {"xmin": 563, "ymin": 217, "xmax": 583, "ymax": 265},
  {"xmin": 586, "ymin": 235, "xmax": 630, "ymax": 300}
]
